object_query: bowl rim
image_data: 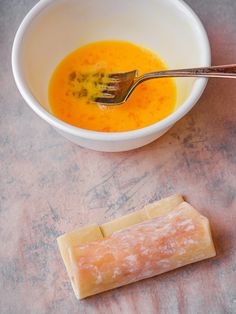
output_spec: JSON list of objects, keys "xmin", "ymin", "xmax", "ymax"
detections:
[{"xmin": 12, "ymin": 0, "xmax": 211, "ymax": 141}]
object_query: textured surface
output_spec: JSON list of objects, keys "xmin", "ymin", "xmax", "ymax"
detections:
[{"xmin": 0, "ymin": 0, "xmax": 236, "ymax": 313}]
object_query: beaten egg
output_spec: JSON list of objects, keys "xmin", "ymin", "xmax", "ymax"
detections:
[{"xmin": 49, "ymin": 40, "xmax": 176, "ymax": 132}]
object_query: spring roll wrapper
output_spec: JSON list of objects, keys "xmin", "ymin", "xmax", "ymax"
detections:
[
  {"xmin": 57, "ymin": 194, "xmax": 183, "ymax": 294},
  {"xmin": 69, "ymin": 202, "xmax": 216, "ymax": 299}
]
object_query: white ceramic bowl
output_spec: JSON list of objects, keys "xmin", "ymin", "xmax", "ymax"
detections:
[{"xmin": 12, "ymin": 0, "xmax": 210, "ymax": 152}]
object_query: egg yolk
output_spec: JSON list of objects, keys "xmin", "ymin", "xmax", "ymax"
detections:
[{"xmin": 48, "ymin": 40, "xmax": 176, "ymax": 132}]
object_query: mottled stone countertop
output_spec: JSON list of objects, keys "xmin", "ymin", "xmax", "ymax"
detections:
[{"xmin": 1, "ymin": 0, "xmax": 236, "ymax": 313}]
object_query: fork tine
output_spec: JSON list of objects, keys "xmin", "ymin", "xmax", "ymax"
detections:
[
  {"xmin": 104, "ymin": 84, "xmax": 118, "ymax": 91},
  {"xmin": 98, "ymin": 92, "xmax": 115, "ymax": 98},
  {"xmin": 93, "ymin": 70, "xmax": 138, "ymax": 105},
  {"xmin": 108, "ymin": 70, "xmax": 138, "ymax": 79},
  {"xmin": 107, "ymin": 77, "xmax": 120, "ymax": 83},
  {"xmin": 108, "ymin": 71, "xmax": 136, "ymax": 77},
  {"xmin": 95, "ymin": 97, "xmax": 117, "ymax": 104}
]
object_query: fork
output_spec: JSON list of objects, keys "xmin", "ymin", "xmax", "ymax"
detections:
[{"xmin": 94, "ymin": 64, "xmax": 236, "ymax": 105}]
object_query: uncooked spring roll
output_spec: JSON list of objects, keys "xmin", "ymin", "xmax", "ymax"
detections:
[{"xmin": 57, "ymin": 195, "xmax": 215, "ymax": 299}]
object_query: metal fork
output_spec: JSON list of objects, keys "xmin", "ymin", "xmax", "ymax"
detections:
[{"xmin": 94, "ymin": 64, "xmax": 236, "ymax": 105}]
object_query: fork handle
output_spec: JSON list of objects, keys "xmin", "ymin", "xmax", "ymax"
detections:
[{"xmin": 138, "ymin": 64, "xmax": 236, "ymax": 81}]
